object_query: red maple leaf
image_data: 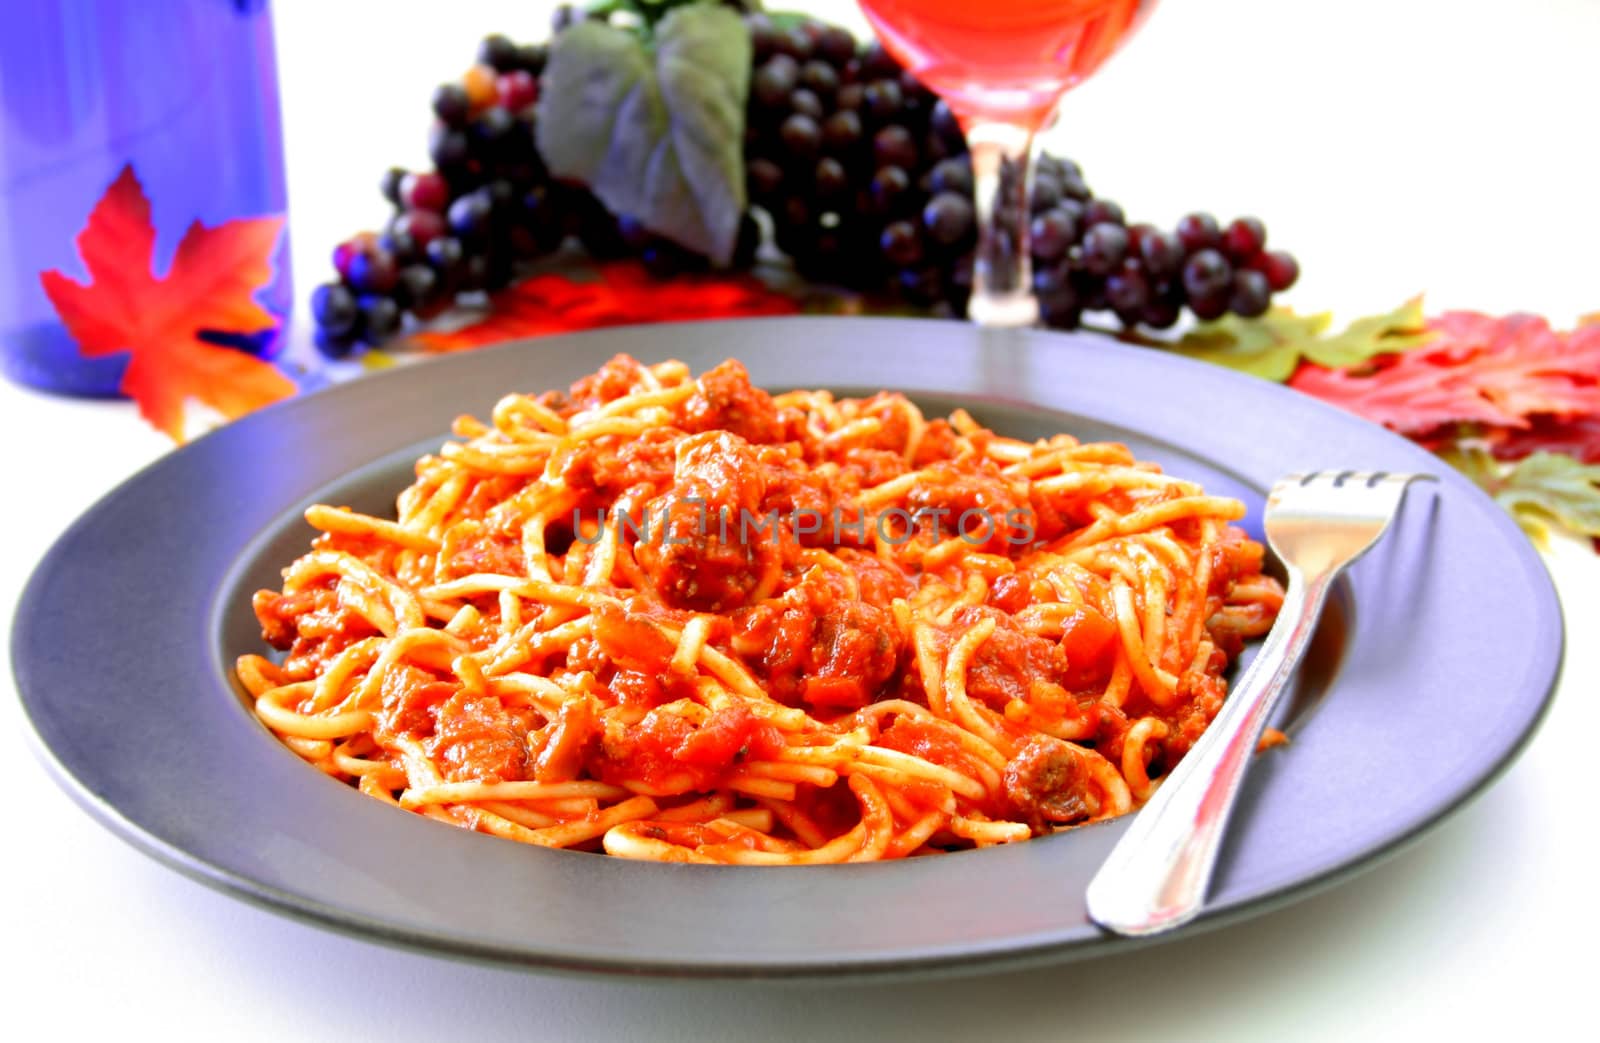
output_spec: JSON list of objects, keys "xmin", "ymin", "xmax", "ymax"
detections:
[
  {"xmin": 411, "ymin": 260, "xmax": 799, "ymax": 353},
  {"xmin": 1289, "ymin": 310, "xmax": 1600, "ymax": 436},
  {"xmin": 40, "ymin": 165, "xmax": 294, "ymax": 440},
  {"xmin": 1487, "ymin": 414, "xmax": 1600, "ymax": 463}
]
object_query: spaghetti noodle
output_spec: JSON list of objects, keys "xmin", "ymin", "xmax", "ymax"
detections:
[{"xmin": 238, "ymin": 356, "xmax": 1283, "ymax": 863}]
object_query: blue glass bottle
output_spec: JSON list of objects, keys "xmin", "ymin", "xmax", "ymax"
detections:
[{"xmin": 0, "ymin": 0, "xmax": 290, "ymax": 395}]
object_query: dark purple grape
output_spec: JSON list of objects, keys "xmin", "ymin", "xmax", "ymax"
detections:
[
  {"xmin": 484, "ymin": 178, "xmax": 516, "ymax": 213},
  {"xmin": 395, "ymin": 264, "xmax": 438, "ymax": 308},
  {"xmin": 1141, "ymin": 297, "xmax": 1182, "ymax": 330},
  {"xmin": 447, "ymin": 190, "xmax": 495, "ymax": 239},
  {"xmin": 425, "ymin": 236, "xmax": 464, "ymax": 277},
  {"xmin": 311, "ymin": 282, "xmax": 358, "ymax": 336},
  {"xmin": 753, "ymin": 55, "xmax": 800, "ymax": 108},
  {"xmin": 393, "ymin": 208, "xmax": 445, "ymax": 249},
  {"xmin": 800, "ymin": 60, "xmax": 839, "ymax": 99},
  {"xmin": 380, "ymin": 167, "xmax": 406, "ymax": 207},
  {"xmin": 1139, "ymin": 229, "xmax": 1183, "ymax": 277},
  {"xmin": 1030, "ymin": 174, "xmax": 1063, "ymax": 214},
  {"xmin": 470, "ymin": 106, "xmax": 516, "ymax": 153},
  {"xmin": 314, "ymin": 327, "xmax": 358, "ymax": 360},
  {"xmin": 780, "ymin": 113, "xmax": 822, "ymax": 159},
  {"xmin": 347, "ymin": 250, "xmax": 398, "ymax": 295},
  {"xmin": 516, "ymin": 43, "xmax": 548, "ymax": 75},
  {"xmin": 748, "ymin": 158, "xmax": 785, "ymax": 199},
  {"xmin": 822, "ymin": 110, "xmax": 862, "ymax": 154},
  {"xmin": 432, "ymin": 83, "xmax": 470, "ymax": 127},
  {"xmin": 1176, "ymin": 212, "xmax": 1221, "ymax": 253},
  {"xmin": 1030, "ymin": 208, "xmax": 1078, "ymax": 263},
  {"xmin": 358, "ymin": 294, "xmax": 402, "ymax": 343},
  {"xmin": 1182, "ymin": 248, "xmax": 1233, "ymax": 303},
  {"xmin": 748, "ymin": 16, "xmax": 779, "ymax": 62},
  {"xmin": 377, "ymin": 226, "xmax": 417, "ymax": 264},
  {"xmin": 458, "ymin": 254, "xmax": 491, "ymax": 291},
  {"xmin": 816, "ymin": 25, "xmax": 857, "ymax": 66},
  {"xmin": 1035, "ymin": 265, "xmax": 1081, "ymax": 327},
  {"xmin": 775, "ymin": 25, "xmax": 814, "ymax": 61},
  {"xmin": 873, "ymin": 125, "xmax": 917, "ymax": 170},
  {"xmin": 880, "ymin": 221, "xmax": 923, "ymax": 267},
  {"xmin": 790, "ymin": 88, "xmax": 824, "ymax": 120},
  {"xmin": 516, "ymin": 187, "xmax": 565, "ymax": 254},
  {"xmin": 1081, "ymin": 224, "xmax": 1129, "ymax": 275},
  {"xmin": 1230, "ymin": 269, "xmax": 1272, "ymax": 317},
  {"xmin": 815, "ymin": 157, "xmax": 849, "ymax": 199},
  {"xmin": 928, "ymin": 156, "xmax": 973, "ymax": 197},
  {"xmin": 478, "ymin": 33, "xmax": 518, "ymax": 72},
  {"xmin": 428, "ymin": 124, "xmax": 469, "ymax": 169},
  {"xmin": 1084, "ymin": 198, "xmax": 1125, "ymax": 228},
  {"xmin": 836, "ymin": 83, "xmax": 866, "ymax": 111},
  {"xmin": 1038, "ymin": 154, "xmax": 1083, "ymax": 184},
  {"xmin": 1190, "ymin": 294, "xmax": 1229, "ymax": 321},
  {"xmin": 922, "ymin": 192, "xmax": 974, "ymax": 246},
  {"xmin": 868, "ymin": 165, "xmax": 912, "ymax": 216},
  {"xmin": 929, "ymin": 100, "xmax": 963, "ymax": 149},
  {"xmin": 861, "ymin": 40, "xmax": 901, "ymax": 79},
  {"xmin": 1255, "ymin": 250, "xmax": 1300, "ymax": 291},
  {"xmin": 1106, "ymin": 266, "xmax": 1150, "ymax": 313},
  {"xmin": 1073, "ymin": 271, "xmax": 1110, "ymax": 312},
  {"xmin": 1058, "ymin": 172, "xmax": 1092, "ymax": 202},
  {"xmin": 896, "ymin": 266, "xmax": 944, "ymax": 307},
  {"xmin": 863, "ymin": 80, "xmax": 903, "ymax": 122},
  {"xmin": 1223, "ymin": 217, "xmax": 1266, "ymax": 263}
]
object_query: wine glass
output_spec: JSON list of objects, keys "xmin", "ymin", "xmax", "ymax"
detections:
[{"xmin": 858, "ymin": 0, "xmax": 1157, "ymax": 326}]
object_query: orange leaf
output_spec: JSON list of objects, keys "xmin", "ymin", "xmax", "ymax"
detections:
[
  {"xmin": 39, "ymin": 165, "xmax": 294, "ymax": 441},
  {"xmin": 412, "ymin": 260, "xmax": 799, "ymax": 353}
]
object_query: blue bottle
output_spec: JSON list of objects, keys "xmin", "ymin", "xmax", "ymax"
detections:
[{"xmin": 0, "ymin": 0, "xmax": 290, "ymax": 395}]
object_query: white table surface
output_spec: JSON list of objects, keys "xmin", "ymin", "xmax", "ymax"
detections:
[{"xmin": 5, "ymin": 1, "xmax": 1597, "ymax": 1038}]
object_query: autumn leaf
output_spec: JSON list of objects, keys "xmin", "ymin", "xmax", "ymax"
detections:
[
  {"xmin": 39, "ymin": 165, "xmax": 294, "ymax": 440},
  {"xmin": 1290, "ymin": 310, "xmax": 1600, "ymax": 437},
  {"xmin": 1169, "ymin": 296, "xmax": 1433, "ymax": 381},
  {"xmin": 1447, "ymin": 447, "xmax": 1600, "ymax": 545},
  {"xmin": 410, "ymin": 260, "xmax": 798, "ymax": 353},
  {"xmin": 1487, "ymin": 414, "xmax": 1600, "ymax": 464}
]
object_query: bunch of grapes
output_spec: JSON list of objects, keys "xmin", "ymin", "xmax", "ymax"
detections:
[
  {"xmin": 739, "ymin": 12, "xmax": 1299, "ymax": 327},
  {"xmin": 312, "ymin": 20, "xmax": 734, "ymax": 358},
  {"xmin": 312, "ymin": 8, "xmax": 1298, "ymax": 355}
]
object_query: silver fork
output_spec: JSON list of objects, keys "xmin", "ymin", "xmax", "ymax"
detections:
[{"xmin": 1085, "ymin": 470, "xmax": 1436, "ymax": 937}]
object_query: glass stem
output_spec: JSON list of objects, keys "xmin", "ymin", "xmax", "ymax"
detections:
[{"xmin": 965, "ymin": 120, "xmax": 1039, "ymax": 328}]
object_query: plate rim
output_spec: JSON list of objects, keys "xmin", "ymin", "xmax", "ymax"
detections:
[{"xmin": 11, "ymin": 316, "xmax": 1565, "ymax": 979}]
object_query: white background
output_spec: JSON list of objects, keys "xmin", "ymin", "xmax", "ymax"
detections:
[{"xmin": 3, "ymin": 1, "xmax": 1598, "ymax": 1039}]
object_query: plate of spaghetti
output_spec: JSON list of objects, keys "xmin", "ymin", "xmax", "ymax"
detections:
[{"xmin": 14, "ymin": 318, "xmax": 1561, "ymax": 978}]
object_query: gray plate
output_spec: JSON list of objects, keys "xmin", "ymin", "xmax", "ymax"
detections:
[{"xmin": 11, "ymin": 318, "xmax": 1562, "ymax": 980}]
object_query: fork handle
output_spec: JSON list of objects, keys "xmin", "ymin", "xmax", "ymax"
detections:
[{"xmin": 1085, "ymin": 566, "xmax": 1332, "ymax": 936}]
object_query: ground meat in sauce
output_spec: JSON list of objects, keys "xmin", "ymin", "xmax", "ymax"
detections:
[
  {"xmin": 1004, "ymin": 735, "xmax": 1095, "ymax": 831},
  {"xmin": 730, "ymin": 574, "xmax": 905, "ymax": 709},
  {"xmin": 252, "ymin": 583, "xmax": 379, "ymax": 679},
  {"xmin": 635, "ymin": 430, "xmax": 774, "ymax": 611},
  {"xmin": 903, "ymin": 461, "xmax": 1034, "ymax": 551},
  {"xmin": 562, "ymin": 425, "xmax": 681, "ymax": 500},
  {"xmin": 426, "ymin": 691, "xmax": 534, "ymax": 783},
  {"xmin": 437, "ymin": 518, "xmax": 524, "ymax": 578},
  {"xmin": 676, "ymin": 359, "xmax": 781, "ymax": 445},
  {"xmin": 948, "ymin": 605, "xmax": 1069, "ymax": 710}
]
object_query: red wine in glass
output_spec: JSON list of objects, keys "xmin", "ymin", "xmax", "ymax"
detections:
[{"xmin": 859, "ymin": 0, "xmax": 1157, "ymax": 325}]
